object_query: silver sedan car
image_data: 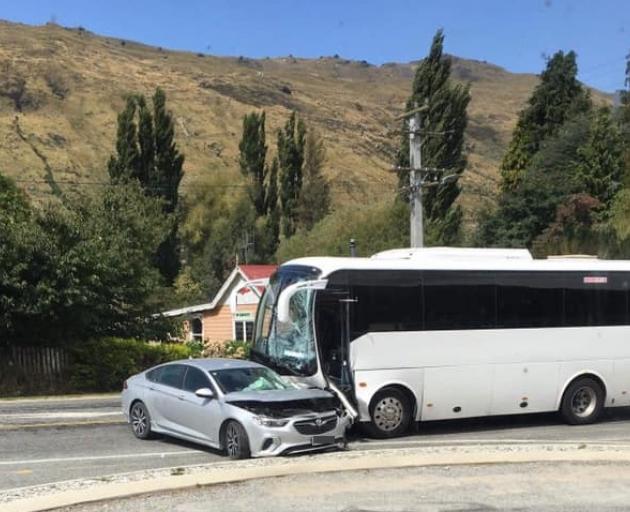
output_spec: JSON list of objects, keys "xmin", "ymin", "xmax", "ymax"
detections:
[{"xmin": 121, "ymin": 358, "xmax": 350, "ymax": 459}]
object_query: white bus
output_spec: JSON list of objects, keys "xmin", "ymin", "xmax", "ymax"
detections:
[{"xmin": 251, "ymin": 247, "xmax": 630, "ymax": 437}]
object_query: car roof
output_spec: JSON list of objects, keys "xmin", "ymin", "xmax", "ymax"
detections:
[{"xmin": 166, "ymin": 358, "xmax": 264, "ymax": 371}]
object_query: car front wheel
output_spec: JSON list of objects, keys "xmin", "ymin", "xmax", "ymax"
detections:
[{"xmin": 223, "ymin": 420, "xmax": 251, "ymax": 459}]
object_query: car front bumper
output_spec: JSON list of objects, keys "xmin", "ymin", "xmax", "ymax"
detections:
[{"xmin": 245, "ymin": 413, "xmax": 351, "ymax": 458}]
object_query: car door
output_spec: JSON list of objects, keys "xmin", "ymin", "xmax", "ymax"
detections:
[
  {"xmin": 175, "ymin": 365, "xmax": 223, "ymax": 444},
  {"xmin": 148, "ymin": 363, "xmax": 188, "ymax": 433}
]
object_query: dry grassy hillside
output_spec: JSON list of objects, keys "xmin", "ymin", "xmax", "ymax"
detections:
[{"xmin": 0, "ymin": 21, "xmax": 609, "ymax": 215}]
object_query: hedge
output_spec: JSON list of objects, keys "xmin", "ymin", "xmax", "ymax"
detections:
[{"xmin": 69, "ymin": 337, "xmax": 197, "ymax": 392}]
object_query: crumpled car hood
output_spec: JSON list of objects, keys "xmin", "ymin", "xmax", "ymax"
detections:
[{"xmin": 223, "ymin": 387, "xmax": 333, "ymax": 403}]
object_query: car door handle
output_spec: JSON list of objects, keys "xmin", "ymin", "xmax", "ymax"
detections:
[{"xmin": 177, "ymin": 395, "xmax": 185, "ymax": 401}]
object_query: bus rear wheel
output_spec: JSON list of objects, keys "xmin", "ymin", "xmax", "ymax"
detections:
[
  {"xmin": 365, "ymin": 387, "xmax": 412, "ymax": 438},
  {"xmin": 560, "ymin": 377, "xmax": 605, "ymax": 425}
]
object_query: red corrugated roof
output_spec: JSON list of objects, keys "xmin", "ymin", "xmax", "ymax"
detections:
[{"xmin": 238, "ymin": 264, "xmax": 277, "ymax": 281}]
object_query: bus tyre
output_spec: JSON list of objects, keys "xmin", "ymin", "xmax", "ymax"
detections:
[
  {"xmin": 366, "ymin": 388, "xmax": 412, "ymax": 438},
  {"xmin": 560, "ymin": 377, "xmax": 605, "ymax": 425}
]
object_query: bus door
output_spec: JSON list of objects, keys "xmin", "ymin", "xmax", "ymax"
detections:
[{"xmin": 315, "ymin": 289, "xmax": 355, "ymax": 395}]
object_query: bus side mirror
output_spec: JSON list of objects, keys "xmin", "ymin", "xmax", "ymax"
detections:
[{"xmin": 276, "ymin": 279, "xmax": 328, "ymax": 324}]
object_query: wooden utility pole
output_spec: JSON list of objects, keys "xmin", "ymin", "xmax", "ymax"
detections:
[
  {"xmin": 408, "ymin": 110, "xmax": 423, "ymax": 247},
  {"xmin": 393, "ymin": 103, "xmax": 458, "ymax": 248}
]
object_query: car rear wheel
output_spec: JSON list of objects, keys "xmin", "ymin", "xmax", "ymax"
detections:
[
  {"xmin": 130, "ymin": 401, "xmax": 153, "ymax": 440},
  {"xmin": 223, "ymin": 420, "xmax": 251, "ymax": 459}
]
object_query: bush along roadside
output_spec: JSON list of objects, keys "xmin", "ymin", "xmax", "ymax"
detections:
[
  {"xmin": 68, "ymin": 337, "xmax": 199, "ymax": 393},
  {"xmin": 202, "ymin": 339, "xmax": 252, "ymax": 359}
]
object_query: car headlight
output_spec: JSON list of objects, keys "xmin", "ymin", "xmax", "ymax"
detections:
[{"xmin": 254, "ymin": 416, "xmax": 289, "ymax": 427}]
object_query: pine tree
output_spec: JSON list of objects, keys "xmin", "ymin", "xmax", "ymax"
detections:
[
  {"xmin": 576, "ymin": 107, "xmax": 624, "ymax": 207},
  {"xmin": 297, "ymin": 130, "xmax": 330, "ymax": 230},
  {"xmin": 152, "ymin": 87, "xmax": 184, "ymax": 283},
  {"xmin": 278, "ymin": 112, "xmax": 306, "ymax": 238},
  {"xmin": 397, "ymin": 29, "xmax": 470, "ymax": 244},
  {"xmin": 239, "ymin": 112, "xmax": 268, "ymax": 216},
  {"xmin": 107, "ymin": 96, "xmax": 140, "ymax": 181},
  {"xmin": 501, "ymin": 51, "xmax": 591, "ymax": 191}
]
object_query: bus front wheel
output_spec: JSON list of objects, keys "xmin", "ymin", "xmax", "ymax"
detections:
[
  {"xmin": 560, "ymin": 377, "xmax": 605, "ymax": 425},
  {"xmin": 365, "ymin": 387, "xmax": 413, "ymax": 438}
]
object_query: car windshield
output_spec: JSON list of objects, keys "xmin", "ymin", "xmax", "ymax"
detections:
[
  {"xmin": 210, "ymin": 367, "xmax": 295, "ymax": 394},
  {"xmin": 252, "ymin": 266, "xmax": 321, "ymax": 377}
]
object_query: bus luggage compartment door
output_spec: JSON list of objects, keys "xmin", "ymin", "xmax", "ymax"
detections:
[{"xmin": 421, "ymin": 365, "xmax": 493, "ymax": 421}]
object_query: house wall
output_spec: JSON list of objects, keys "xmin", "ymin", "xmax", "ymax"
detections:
[
  {"xmin": 201, "ymin": 306, "xmax": 232, "ymax": 343},
  {"xmin": 201, "ymin": 303, "xmax": 258, "ymax": 343}
]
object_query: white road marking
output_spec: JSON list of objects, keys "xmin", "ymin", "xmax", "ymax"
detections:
[
  {"xmin": 1, "ymin": 411, "xmax": 119, "ymax": 420},
  {"xmin": 0, "ymin": 450, "xmax": 209, "ymax": 467}
]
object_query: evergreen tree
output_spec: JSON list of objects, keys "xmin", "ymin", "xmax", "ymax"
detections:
[
  {"xmin": 107, "ymin": 96, "xmax": 140, "ymax": 181},
  {"xmin": 618, "ymin": 52, "xmax": 630, "ymax": 184},
  {"xmin": 107, "ymin": 88, "xmax": 184, "ymax": 284},
  {"xmin": 136, "ymin": 95, "xmax": 155, "ymax": 189},
  {"xmin": 576, "ymin": 107, "xmax": 624, "ymax": 207},
  {"xmin": 501, "ymin": 51, "xmax": 591, "ymax": 191},
  {"xmin": 152, "ymin": 87, "xmax": 184, "ymax": 283},
  {"xmin": 476, "ymin": 114, "xmax": 591, "ymax": 248},
  {"xmin": 239, "ymin": 112, "xmax": 268, "ymax": 217},
  {"xmin": 278, "ymin": 112, "xmax": 306, "ymax": 238},
  {"xmin": 257, "ymin": 158, "xmax": 280, "ymax": 260},
  {"xmin": 297, "ymin": 130, "xmax": 330, "ymax": 230},
  {"xmin": 397, "ymin": 29, "xmax": 470, "ymax": 244}
]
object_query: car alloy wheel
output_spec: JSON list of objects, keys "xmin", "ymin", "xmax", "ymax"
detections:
[
  {"xmin": 226, "ymin": 422, "xmax": 241, "ymax": 458},
  {"xmin": 130, "ymin": 402, "xmax": 151, "ymax": 439}
]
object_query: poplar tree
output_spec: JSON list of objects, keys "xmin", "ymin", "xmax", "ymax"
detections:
[
  {"xmin": 152, "ymin": 87, "xmax": 184, "ymax": 283},
  {"xmin": 397, "ymin": 29, "xmax": 470, "ymax": 244},
  {"xmin": 136, "ymin": 95, "xmax": 155, "ymax": 189},
  {"xmin": 107, "ymin": 96, "xmax": 139, "ymax": 181},
  {"xmin": 107, "ymin": 88, "xmax": 184, "ymax": 284},
  {"xmin": 278, "ymin": 112, "xmax": 306, "ymax": 238},
  {"xmin": 257, "ymin": 158, "xmax": 281, "ymax": 261},
  {"xmin": 239, "ymin": 112, "xmax": 268, "ymax": 217},
  {"xmin": 297, "ymin": 130, "xmax": 330, "ymax": 230}
]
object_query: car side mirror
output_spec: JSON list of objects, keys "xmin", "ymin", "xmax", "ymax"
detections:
[{"xmin": 195, "ymin": 387, "xmax": 214, "ymax": 399}]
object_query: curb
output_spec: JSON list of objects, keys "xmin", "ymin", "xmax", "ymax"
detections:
[
  {"xmin": 0, "ymin": 419, "xmax": 125, "ymax": 431},
  {"xmin": 4, "ymin": 443, "xmax": 630, "ymax": 512},
  {"xmin": 0, "ymin": 394, "xmax": 118, "ymax": 405}
]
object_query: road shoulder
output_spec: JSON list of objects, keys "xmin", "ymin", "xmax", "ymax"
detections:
[{"xmin": 5, "ymin": 442, "xmax": 630, "ymax": 512}]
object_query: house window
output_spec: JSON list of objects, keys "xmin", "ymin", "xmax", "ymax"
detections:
[
  {"xmin": 191, "ymin": 318, "xmax": 203, "ymax": 342},
  {"xmin": 234, "ymin": 321, "xmax": 254, "ymax": 342}
]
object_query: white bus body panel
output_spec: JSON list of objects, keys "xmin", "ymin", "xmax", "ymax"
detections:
[{"xmin": 350, "ymin": 326, "xmax": 630, "ymax": 423}]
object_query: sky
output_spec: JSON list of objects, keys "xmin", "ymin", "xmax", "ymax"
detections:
[{"xmin": 1, "ymin": 0, "xmax": 628, "ymax": 92}]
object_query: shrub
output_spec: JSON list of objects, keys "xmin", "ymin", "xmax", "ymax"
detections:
[
  {"xmin": 68, "ymin": 337, "xmax": 195, "ymax": 392},
  {"xmin": 202, "ymin": 339, "xmax": 251, "ymax": 360}
]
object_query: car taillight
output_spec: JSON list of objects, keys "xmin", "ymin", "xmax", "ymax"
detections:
[{"xmin": 123, "ymin": 380, "xmax": 128, "ymax": 390}]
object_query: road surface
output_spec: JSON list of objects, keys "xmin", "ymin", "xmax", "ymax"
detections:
[{"xmin": 3, "ymin": 396, "xmax": 630, "ymax": 493}]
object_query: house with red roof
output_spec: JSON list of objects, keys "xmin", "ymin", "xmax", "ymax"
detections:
[{"xmin": 162, "ymin": 264, "xmax": 277, "ymax": 343}]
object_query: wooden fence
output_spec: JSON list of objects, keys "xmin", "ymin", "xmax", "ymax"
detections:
[{"xmin": 0, "ymin": 346, "xmax": 72, "ymax": 395}]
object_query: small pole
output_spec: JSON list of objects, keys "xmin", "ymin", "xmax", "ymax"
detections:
[
  {"xmin": 349, "ymin": 239, "xmax": 357, "ymax": 257},
  {"xmin": 409, "ymin": 111, "xmax": 423, "ymax": 248}
]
